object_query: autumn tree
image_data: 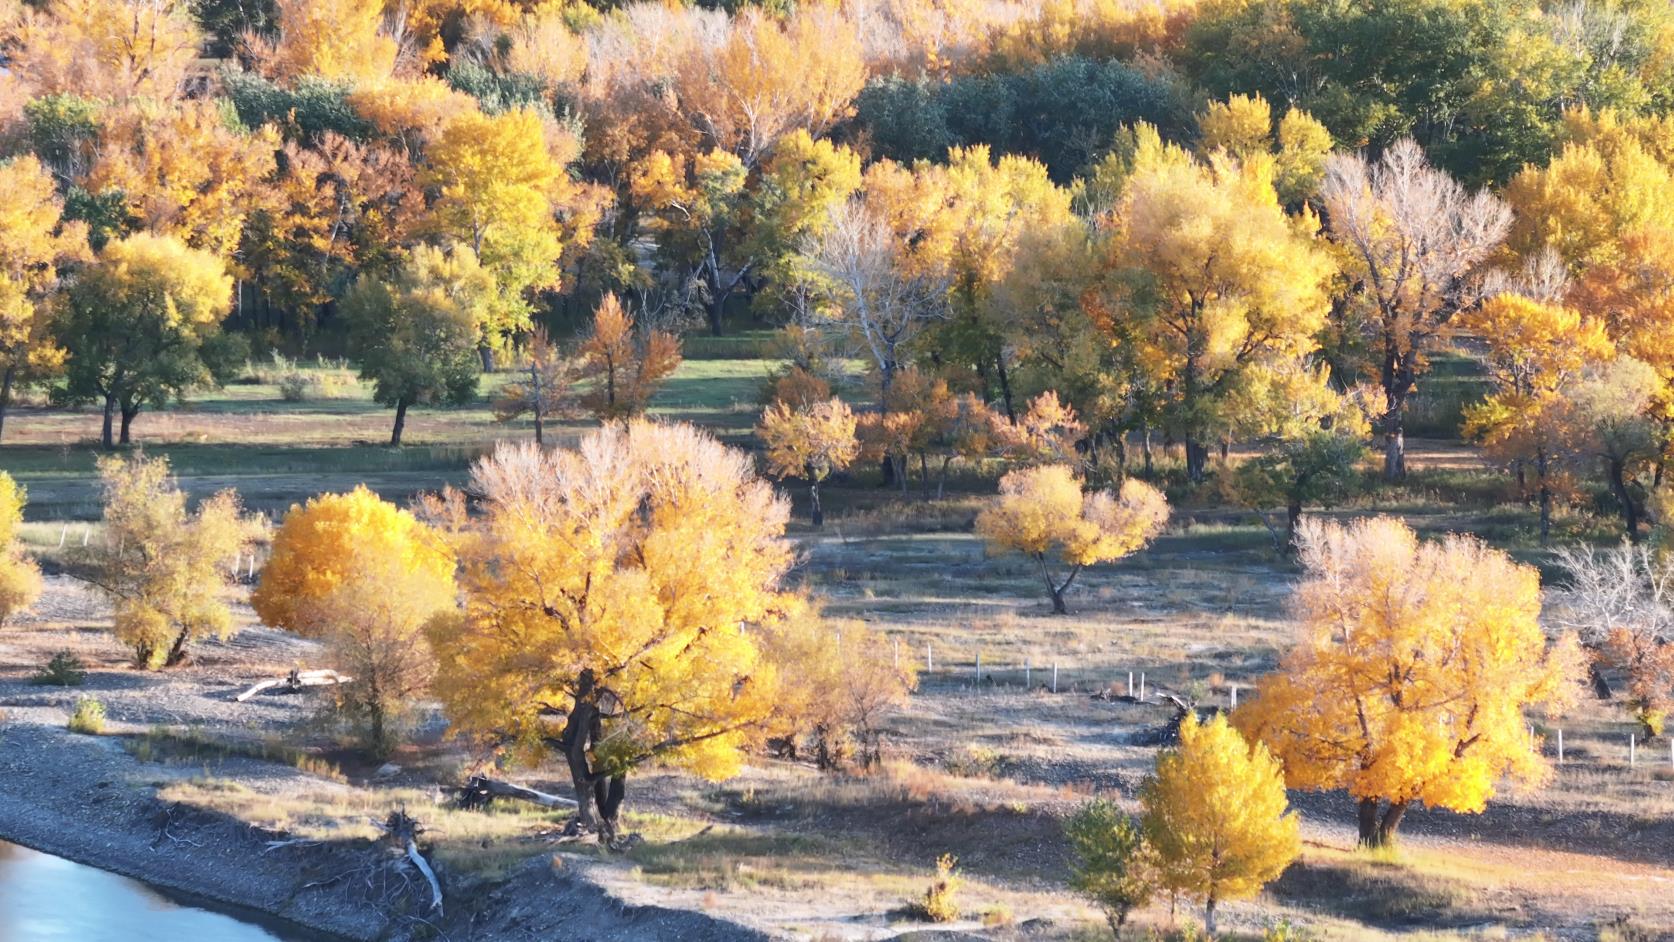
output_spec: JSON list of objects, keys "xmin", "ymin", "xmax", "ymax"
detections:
[
  {"xmin": 493, "ymin": 328, "xmax": 578, "ymax": 446},
  {"xmin": 1321, "ymin": 140, "xmax": 1511, "ymax": 480},
  {"xmin": 1546, "ymin": 357, "xmax": 1667, "ymax": 540},
  {"xmin": 1197, "ymin": 93, "xmax": 1334, "ymax": 208},
  {"xmin": 1459, "ymin": 293, "xmax": 1615, "ymax": 543},
  {"xmin": 1064, "ymin": 800, "xmax": 1158, "ymax": 936},
  {"xmin": 577, "ymin": 293, "xmax": 682, "ymax": 419},
  {"xmin": 759, "ymin": 603, "xmax": 917, "ymax": 770},
  {"xmin": 57, "ymin": 233, "xmax": 239, "ymax": 449},
  {"xmin": 1226, "ymin": 362, "xmax": 1373, "ymax": 550},
  {"xmin": 1141, "ymin": 713, "xmax": 1299, "ymax": 937},
  {"xmin": 1237, "ymin": 517, "xmax": 1584, "ymax": 847},
  {"xmin": 341, "ymin": 244, "xmax": 487, "ymax": 446},
  {"xmin": 84, "ymin": 454, "xmax": 253, "ymax": 669},
  {"xmin": 1090, "ymin": 125, "xmax": 1334, "ymax": 482},
  {"xmin": 425, "ymin": 423, "xmax": 795, "ymax": 843},
  {"xmin": 255, "ymin": 488, "xmax": 457, "ymax": 756},
  {"xmin": 975, "ymin": 465, "xmax": 1168, "ymax": 615},
  {"xmin": 0, "ymin": 156, "xmax": 82, "ymax": 443},
  {"xmin": 421, "ymin": 108, "xmax": 578, "ymax": 364},
  {"xmin": 5, "ymin": 0, "xmax": 201, "ymax": 99},
  {"xmin": 0, "ymin": 472, "xmax": 42, "ymax": 626},
  {"xmin": 757, "ymin": 396, "xmax": 859, "ymax": 527},
  {"xmin": 260, "ymin": 0, "xmax": 398, "ymax": 84}
]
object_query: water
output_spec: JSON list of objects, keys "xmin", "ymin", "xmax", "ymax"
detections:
[{"xmin": 0, "ymin": 840, "xmax": 312, "ymax": 941}]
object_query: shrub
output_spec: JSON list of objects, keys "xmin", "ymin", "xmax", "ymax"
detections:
[
  {"xmin": 0, "ymin": 554, "xmax": 42, "ymax": 625},
  {"xmin": 68, "ymin": 697, "xmax": 105, "ymax": 734},
  {"xmin": 277, "ymin": 370, "xmax": 311, "ymax": 402},
  {"xmin": 910, "ymin": 853, "xmax": 962, "ymax": 922},
  {"xmin": 33, "ymin": 650, "xmax": 86, "ymax": 686},
  {"xmin": 1065, "ymin": 799, "xmax": 1157, "ymax": 934}
]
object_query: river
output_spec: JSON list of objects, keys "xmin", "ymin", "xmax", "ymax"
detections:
[{"xmin": 0, "ymin": 840, "xmax": 316, "ymax": 941}]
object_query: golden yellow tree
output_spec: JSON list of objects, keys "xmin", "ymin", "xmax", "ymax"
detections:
[
  {"xmin": 262, "ymin": 0, "xmax": 398, "ymax": 84},
  {"xmin": 1459, "ymin": 293, "xmax": 1614, "ymax": 542},
  {"xmin": 5, "ymin": 0, "xmax": 201, "ymax": 99},
  {"xmin": 253, "ymin": 485, "xmax": 456, "ymax": 635},
  {"xmin": 757, "ymin": 396, "xmax": 859, "ymax": 527},
  {"xmin": 975, "ymin": 465, "xmax": 1168, "ymax": 614},
  {"xmin": 577, "ymin": 293, "xmax": 681, "ymax": 419},
  {"xmin": 425, "ymin": 422, "xmax": 795, "ymax": 842},
  {"xmin": 1092, "ymin": 125, "xmax": 1334, "ymax": 482},
  {"xmin": 0, "ymin": 471, "xmax": 42, "ymax": 625},
  {"xmin": 85, "ymin": 454, "xmax": 254, "ymax": 669},
  {"xmin": 0, "ymin": 155, "xmax": 82, "ymax": 443},
  {"xmin": 256, "ymin": 487, "xmax": 456, "ymax": 755},
  {"xmin": 1141, "ymin": 712, "xmax": 1299, "ymax": 937},
  {"xmin": 1237, "ymin": 517, "xmax": 1584, "ymax": 847}
]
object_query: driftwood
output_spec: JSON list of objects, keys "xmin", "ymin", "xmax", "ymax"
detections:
[
  {"xmin": 381, "ymin": 810, "xmax": 442, "ymax": 916},
  {"xmin": 454, "ymin": 775, "xmax": 578, "ymax": 810},
  {"xmin": 235, "ymin": 669, "xmax": 353, "ymax": 702}
]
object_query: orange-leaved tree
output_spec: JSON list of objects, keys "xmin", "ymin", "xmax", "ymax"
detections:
[
  {"xmin": 425, "ymin": 422, "xmax": 795, "ymax": 843},
  {"xmin": 577, "ymin": 293, "xmax": 682, "ymax": 419},
  {"xmin": 975, "ymin": 465, "xmax": 1168, "ymax": 614},
  {"xmin": 757, "ymin": 396, "xmax": 859, "ymax": 527},
  {"xmin": 1237, "ymin": 517, "xmax": 1585, "ymax": 847},
  {"xmin": 1141, "ymin": 712, "xmax": 1299, "ymax": 936},
  {"xmin": 0, "ymin": 472, "xmax": 42, "ymax": 625}
]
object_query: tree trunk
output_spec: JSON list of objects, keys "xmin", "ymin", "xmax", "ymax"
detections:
[
  {"xmin": 119, "ymin": 404, "xmax": 138, "ymax": 445},
  {"xmin": 479, "ymin": 346, "xmax": 497, "ymax": 372},
  {"xmin": 809, "ymin": 479, "xmax": 824, "ymax": 528},
  {"xmin": 1184, "ymin": 439, "xmax": 1210, "ymax": 483},
  {"xmin": 0, "ymin": 365, "xmax": 13, "ymax": 445},
  {"xmin": 1204, "ymin": 895, "xmax": 1217, "ymax": 936},
  {"xmin": 101, "ymin": 394, "xmax": 118, "ymax": 450},
  {"xmin": 995, "ymin": 358, "xmax": 1016, "ymax": 424},
  {"xmin": 1142, "ymin": 426, "xmax": 1154, "ymax": 476},
  {"xmin": 164, "ymin": 627, "xmax": 192, "ymax": 668},
  {"xmin": 1286, "ymin": 496, "xmax": 1304, "ymax": 551},
  {"xmin": 533, "ymin": 406, "xmax": 544, "ymax": 446},
  {"xmin": 594, "ymin": 774, "xmax": 626, "ymax": 845},
  {"xmin": 390, "ymin": 398, "xmax": 409, "ymax": 447},
  {"xmin": 1376, "ymin": 800, "xmax": 1409, "ymax": 846},
  {"xmin": 1382, "ymin": 400, "xmax": 1406, "ymax": 481},
  {"xmin": 1537, "ymin": 448, "xmax": 1552, "ymax": 545},
  {"xmin": 1607, "ymin": 458, "xmax": 1641, "ymax": 541},
  {"xmin": 1356, "ymin": 797, "xmax": 1380, "ymax": 845},
  {"xmin": 706, "ymin": 294, "xmax": 724, "ymax": 337}
]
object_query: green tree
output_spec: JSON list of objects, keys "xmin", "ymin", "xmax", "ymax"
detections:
[
  {"xmin": 342, "ymin": 244, "xmax": 486, "ymax": 446},
  {"xmin": 1065, "ymin": 800, "xmax": 1158, "ymax": 936}
]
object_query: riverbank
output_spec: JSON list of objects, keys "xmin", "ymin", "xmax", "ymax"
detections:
[{"xmin": 0, "ymin": 577, "xmax": 767, "ymax": 942}]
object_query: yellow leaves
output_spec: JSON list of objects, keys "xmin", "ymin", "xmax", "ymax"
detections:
[
  {"xmin": 264, "ymin": 0, "xmax": 397, "ymax": 84},
  {"xmin": 6, "ymin": 0, "xmax": 200, "ymax": 99},
  {"xmin": 253, "ymin": 486, "xmax": 455, "ymax": 638},
  {"xmin": 0, "ymin": 156, "xmax": 80, "ymax": 380},
  {"xmin": 0, "ymin": 471, "xmax": 40, "ymax": 625},
  {"xmin": 426, "ymin": 422, "xmax": 794, "ymax": 778},
  {"xmin": 91, "ymin": 454, "xmax": 256, "ymax": 669},
  {"xmin": 1238, "ymin": 517, "xmax": 1580, "ymax": 816},
  {"xmin": 1571, "ymin": 225, "xmax": 1674, "ymax": 377},
  {"xmin": 757, "ymin": 397, "xmax": 859, "ymax": 483},
  {"xmin": 1141, "ymin": 713, "xmax": 1298, "ymax": 907},
  {"xmin": 81, "ymin": 233, "xmax": 233, "ymax": 331},
  {"xmin": 976, "ymin": 464, "xmax": 1168, "ymax": 569}
]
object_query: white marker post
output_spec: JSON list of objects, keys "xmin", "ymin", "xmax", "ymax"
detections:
[
  {"xmin": 57, "ymin": 525, "xmax": 67, "ymax": 548},
  {"xmin": 1558, "ymin": 728, "xmax": 1565, "ymax": 765},
  {"xmin": 1127, "ymin": 671, "xmax": 1134, "ymax": 697},
  {"xmin": 1025, "ymin": 659, "xmax": 1031, "ymax": 688},
  {"xmin": 926, "ymin": 644, "xmax": 933, "ymax": 673},
  {"xmin": 1230, "ymin": 685, "xmax": 1238, "ymax": 709},
  {"xmin": 1051, "ymin": 663, "xmax": 1058, "ymax": 694},
  {"xmin": 1631, "ymin": 734, "xmax": 1637, "ymax": 768},
  {"xmin": 1139, "ymin": 672, "xmax": 1147, "ymax": 702}
]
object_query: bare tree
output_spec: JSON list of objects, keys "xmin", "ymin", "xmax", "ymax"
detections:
[
  {"xmin": 800, "ymin": 197, "xmax": 947, "ymax": 407},
  {"xmin": 1322, "ymin": 140, "xmax": 1511, "ymax": 480},
  {"xmin": 1554, "ymin": 543, "xmax": 1674, "ymax": 728}
]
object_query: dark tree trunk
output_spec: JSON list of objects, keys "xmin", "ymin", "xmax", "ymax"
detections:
[
  {"xmin": 1357, "ymin": 797, "xmax": 1408, "ymax": 847},
  {"xmin": 533, "ymin": 406, "xmax": 544, "ymax": 446},
  {"xmin": 390, "ymin": 398, "xmax": 409, "ymax": 447},
  {"xmin": 593, "ymin": 773, "xmax": 626, "ymax": 845},
  {"xmin": 1357, "ymin": 797, "xmax": 1380, "ymax": 845},
  {"xmin": 1376, "ymin": 800, "xmax": 1409, "ymax": 845},
  {"xmin": 995, "ymin": 358, "xmax": 1016, "ymax": 424},
  {"xmin": 1204, "ymin": 895, "xmax": 1218, "ymax": 936},
  {"xmin": 1184, "ymin": 439, "xmax": 1210, "ymax": 483},
  {"xmin": 0, "ymin": 365, "xmax": 13, "ymax": 445},
  {"xmin": 809, "ymin": 479, "xmax": 824, "ymax": 527},
  {"xmin": 1537, "ymin": 448, "xmax": 1552, "ymax": 545},
  {"xmin": 119, "ymin": 404, "xmax": 138, "ymax": 445},
  {"xmin": 479, "ymin": 346, "xmax": 497, "ymax": 372},
  {"xmin": 101, "ymin": 394, "xmax": 118, "ymax": 450},
  {"xmin": 1286, "ymin": 495, "xmax": 1304, "ymax": 551},
  {"xmin": 163, "ymin": 627, "xmax": 192, "ymax": 668},
  {"xmin": 1607, "ymin": 457, "xmax": 1641, "ymax": 541}
]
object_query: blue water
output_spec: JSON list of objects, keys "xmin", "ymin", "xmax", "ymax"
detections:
[{"xmin": 0, "ymin": 840, "xmax": 309, "ymax": 941}]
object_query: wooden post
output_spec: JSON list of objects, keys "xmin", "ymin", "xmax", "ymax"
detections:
[
  {"xmin": 248, "ymin": 554, "xmax": 256, "ymax": 580},
  {"xmin": 1558, "ymin": 728, "xmax": 1564, "ymax": 765},
  {"xmin": 926, "ymin": 644, "xmax": 933, "ymax": 673},
  {"xmin": 1230, "ymin": 685, "xmax": 1238, "ymax": 708},
  {"xmin": 1052, "ymin": 663, "xmax": 1058, "ymax": 694},
  {"xmin": 1630, "ymin": 733, "xmax": 1637, "ymax": 768}
]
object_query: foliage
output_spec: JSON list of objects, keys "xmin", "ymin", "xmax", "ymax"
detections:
[
  {"xmin": 85, "ymin": 454, "xmax": 253, "ymax": 669},
  {"xmin": 253, "ymin": 485, "xmax": 455, "ymax": 637},
  {"xmin": 1065, "ymin": 799, "xmax": 1158, "ymax": 933},
  {"xmin": 909, "ymin": 853, "xmax": 962, "ymax": 923},
  {"xmin": 0, "ymin": 155, "xmax": 81, "ymax": 440},
  {"xmin": 0, "ymin": 472, "xmax": 41, "ymax": 626},
  {"xmin": 340, "ymin": 244, "xmax": 486, "ymax": 445},
  {"xmin": 57, "ymin": 233, "xmax": 238, "ymax": 448},
  {"xmin": 1141, "ymin": 713, "xmax": 1299, "ymax": 936},
  {"xmin": 1554, "ymin": 543, "xmax": 1674, "ymax": 738},
  {"xmin": 68, "ymin": 697, "xmax": 106, "ymax": 735},
  {"xmin": 425, "ymin": 422, "xmax": 794, "ymax": 841},
  {"xmin": 32, "ymin": 650, "xmax": 87, "ymax": 687},
  {"xmin": 975, "ymin": 465, "xmax": 1168, "ymax": 614},
  {"xmin": 492, "ymin": 328, "xmax": 579, "ymax": 445},
  {"xmin": 1237, "ymin": 517, "xmax": 1585, "ymax": 847},
  {"xmin": 577, "ymin": 293, "xmax": 682, "ymax": 419},
  {"xmin": 757, "ymin": 396, "xmax": 859, "ymax": 526}
]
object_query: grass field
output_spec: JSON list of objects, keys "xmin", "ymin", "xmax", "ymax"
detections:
[{"xmin": 1, "ymin": 345, "xmax": 1669, "ymax": 941}]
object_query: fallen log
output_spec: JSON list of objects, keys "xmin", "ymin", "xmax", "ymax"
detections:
[
  {"xmin": 382, "ymin": 809, "xmax": 442, "ymax": 916},
  {"xmin": 235, "ymin": 669, "xmax": 353, "ymax": 702},
  {"xmin": 455, "ymin": 774, "xmax": 578, "ymax": 809}
]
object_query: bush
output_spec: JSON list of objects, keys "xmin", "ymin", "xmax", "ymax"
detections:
[
  {"xmin": 1065, "ymin": 799, "xmax": 1157, "ymax": 934},
  {"xmin": 0, "ymin": 554, "xmax": 42, "ymax": 625},
  {"xmin": 910, "ymin": 853, "xmax": 962, "ymax": 922},
  {"xmin": 277, "ymin": 370, "xmax": 311, "ymax": 402},
  {"xmin": 68, "ymin": 697, "xmax": 105, "ymax": 734},
  {"xmin": 33, "ymin": 650, "xmax": 86, "ymax": 686}
]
